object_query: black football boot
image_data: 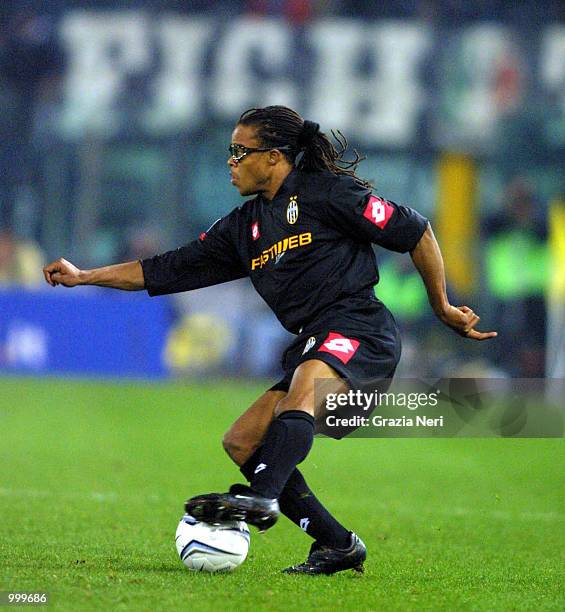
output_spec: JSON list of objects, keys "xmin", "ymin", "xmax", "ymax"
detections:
[
  {"xmin": 185, "ymin": 484, "xmax": 279, "ymax": 532},
  {"xmin": 283, "ymin": 532, "xmax": 366, "ymax": 575}
]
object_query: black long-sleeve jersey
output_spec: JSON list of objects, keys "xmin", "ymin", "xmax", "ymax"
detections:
[{"xmin": 141, "ymin": 169, "xmax": 429, "ymax": 334}]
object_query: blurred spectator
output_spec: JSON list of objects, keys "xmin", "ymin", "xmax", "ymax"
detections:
[
  {"xmin": 120, "ymin": 224, "xmax": 164, "ymax": 262},
  {"xmin": 483, "ymin": 177, "xmax": 548, "ymax": 377},
  {"xmin": 0, "ymin": 8, "xmax": 64, "ymax": 238},
  {"xmin": 341, "ymin": 0, "xmax": 562, "ymax": 23},
  {"xmin": 245, "ymin": 0, "xmax": 340, "ymax": 23},
  {"xmin": 0, "ymin": 229, "xmax": 44, "ymax": 286}
]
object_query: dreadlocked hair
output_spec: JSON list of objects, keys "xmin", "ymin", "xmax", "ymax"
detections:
[{"xmin": 238, "ymin": 105, "xmax": 372, "ymax": 189}]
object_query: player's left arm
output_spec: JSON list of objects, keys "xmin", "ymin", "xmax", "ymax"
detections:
[
  {"xmin": 410, "ymin": 224, "xmax": 497, "ymax": 341},
  {"xmin": 325, "ymin": 178, "xmax": 496, "ymax": 340}
]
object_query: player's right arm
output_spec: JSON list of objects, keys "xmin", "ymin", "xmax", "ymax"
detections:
[
  {"xmin": 43, "ymin": 258, "xmax": 144, "ymax": 290},
  {"xmin": 43, "ymin": 209, "xmax": 247, "ymax": 294},
  {"xmin": 140, "ymin": 212, "xmax": 247, "ymax": 296}
]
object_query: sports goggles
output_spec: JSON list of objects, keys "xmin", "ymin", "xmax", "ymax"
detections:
[{"xmin": 228, "ymin": 143, "xmax": 293, "ymax": 163}]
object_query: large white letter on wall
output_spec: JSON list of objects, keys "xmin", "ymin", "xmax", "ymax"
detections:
[
  {"xmin": 145, "ymin": 17, "xmax": 213, "ymax": 131},
  {"xmin": 437, "ymin": 25, "xmax": 513, "ymax": 148},
  {"xmin": 60, "ymin": 11, "xmax": 149, "ymax": 136},
  {"xmin": 308, "ymin": 21, "xmax": 430, "ymax": 146},
  {"xmin": 212, "ymin": 18, "xmax": 297, "ymax": 117}
]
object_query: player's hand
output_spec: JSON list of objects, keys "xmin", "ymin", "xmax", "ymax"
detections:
[
  {"xmin": 43, "ymin": 258, "xmax": 83, "ymax": 288},
  {"xmin": 438, "ymin": 305, "xmax": 498, "ymax": 341}
]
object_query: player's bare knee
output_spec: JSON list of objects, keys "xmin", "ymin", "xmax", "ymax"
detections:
[
  {"xmin": 273, "ymin": 396, "xmax": 313, "ymax": 418},
  {"xmin": 222, "ymin": 431, "xmax": 255, "ymax": 466},
  {"xmin": 221, "ymin": 430, "xmax": 240, "ymax": 461}
]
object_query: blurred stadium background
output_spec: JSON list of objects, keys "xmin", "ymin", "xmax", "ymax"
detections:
[{"xmin": 0, "ymin": 0, "xmax": 563, "ymax": 382}]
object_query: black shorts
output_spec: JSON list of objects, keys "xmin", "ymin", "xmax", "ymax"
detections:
[{"xmin": 268, "ymin": 297, "xmax": 401, "ymax": 438}]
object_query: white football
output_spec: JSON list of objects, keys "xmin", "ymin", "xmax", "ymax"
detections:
[{"xmin": 175, "ymin": 514, "xmax": 250, "ymax": 572}]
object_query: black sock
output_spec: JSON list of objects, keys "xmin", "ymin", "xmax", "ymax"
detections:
[
  {"xmin": 240, "ymin": 446, "xmax": 263, "ymax": 481},
  {"xmin": 249, "ymin": 410, "xmax": 314, "ymax": 499},
  {"xmin": 240, "ymin": 451, "xmax": 350, "ymax": 549},
  {"xmin": 279, "ymin": 468, "xmax": 351, "ymax": 548}
]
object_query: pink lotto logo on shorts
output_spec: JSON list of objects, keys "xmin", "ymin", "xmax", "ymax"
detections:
[
  {"xmin": 363, "ymin": 195, "xmax": 393, "ymax": 229},
  {"xmin": 318, "ymin": 332, "xmax": 360, "ymax": 364}
]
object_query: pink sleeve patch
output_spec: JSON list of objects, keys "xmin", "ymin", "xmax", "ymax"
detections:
[{"xmin": 363, "ymin": 195, "xmax": 394, "ymax": 229}]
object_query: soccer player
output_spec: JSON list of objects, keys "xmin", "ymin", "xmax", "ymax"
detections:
[{"xmin": 43, "ymin": 106, "xmax": 496, "ymax": 575}]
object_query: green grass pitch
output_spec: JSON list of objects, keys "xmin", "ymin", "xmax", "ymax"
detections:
[{"xmin": 1, "ymin": 377, "xmax": 564, "ymax": 611}]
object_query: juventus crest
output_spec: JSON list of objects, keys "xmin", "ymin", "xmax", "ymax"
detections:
[{"xmin": 287, "ymin": 196, "xmax": 299, "ymax": 224}]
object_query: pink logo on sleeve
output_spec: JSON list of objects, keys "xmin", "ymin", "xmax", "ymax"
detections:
[{"xmin": 363, "ymin": 196, "xmax": 394, "ymax": 229}]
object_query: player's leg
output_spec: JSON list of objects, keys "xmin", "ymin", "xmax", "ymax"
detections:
[
  {"xmin": 222, "ymin": 390, "xmax": 286, "ymax": 467},
  {"xmin": 186, "ymin": 360, "xmax": 340, "ymax": 528},
  {"xmin": 186, "ymin": 359, "xmax": 366, "ymax": 573},
  {"xmin": 224, "ymin": 378, "xmax": 353, "ymax": 550},
  {"xmin": 241, "ymin": 359, "xmax": 365, "ymax": 574},
  {"xmin": 184, "ymin": 390, "xmax": 283, "ymax": 530},
  {"xmin": 247, "ymin": 359, "xmax": 345, "ymax": 499}
]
